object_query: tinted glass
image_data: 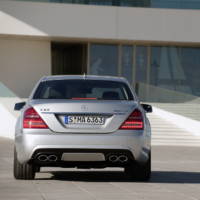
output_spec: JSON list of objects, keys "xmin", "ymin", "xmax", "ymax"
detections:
[
  {"xmin": 16, "ymin": 0, "xmax": 200, "ymax": 9},
  {"xmin": 90, "ymin": 44, "xmax": 118, "ymax": 76},
  {"xmin": 150, "ymin": 46, "xmax": 200, "ymax": 97},
  {"xmin": 121, "ymin": 46, "xmax": 134, "ymax": 84},
  {"xmin": 33, "ymin": 80, "xmax": 134, "ymax": 100},
  {"xmin": 135, "ymin": 46, "xmax": 148, "ymax": 83}
]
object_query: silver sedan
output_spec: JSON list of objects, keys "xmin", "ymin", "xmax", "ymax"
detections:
[{"xmin": 14, "ymin": 75, "xmax": 152, "ymax": 181}]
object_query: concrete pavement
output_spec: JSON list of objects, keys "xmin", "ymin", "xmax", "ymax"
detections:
[{"xmin": 0, "ymin": 137, "xmax": 200, "ymax": 200}]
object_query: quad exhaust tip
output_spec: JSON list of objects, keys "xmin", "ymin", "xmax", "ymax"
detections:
[
  {"xmin": 108, "ymin": 155, "xmax": 118, "ymax": 162},
  {"xmin": 37, "ymin": 153, "xmax": 128, "ymax": 163},
  {"xmin": 38, "ymin": 155, "xmax": 48, "ymax": 162},
  {"xmin": 108, "ymin": 155, "xmax": 128, "ymax": 163},
  {"xmin": 118, "ymin": 155, "xmax": 128, "ymax": 163},
  {"xmin": 37, "ymin": 154, "xmax": 58, "ymax": 162},
  {"xmin": 48, "ymin": 155, "xmax": 58, "ymax": 162}
]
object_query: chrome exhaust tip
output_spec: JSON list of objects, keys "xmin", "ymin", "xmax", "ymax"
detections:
[
  {"xmin": 118, "ymin": 155, "xmax": 128, "ymax": 163},
  {"xmin": 48, "ymin": 155, "xmax": 58, "ymax": 162},
  {"xmin": 108, "ymin": 155, "xmax": 118, "ymax": 162},
  {"xmin": 38, "ymin": 155, "xmax": 48, "ymax": 162}
]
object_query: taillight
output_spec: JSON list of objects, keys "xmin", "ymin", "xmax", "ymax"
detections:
[
  {"xmin": 23, "ymin": 107, "xmax": 48, "ymax": 129},
  {"xmin": 119, "ymin": 109, "xmax": 144, "ymax": 130}
]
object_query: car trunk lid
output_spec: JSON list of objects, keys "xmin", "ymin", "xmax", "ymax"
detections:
[{"xmin": 29, "ymin": 99, "xmax": 138, "ymax": 133}]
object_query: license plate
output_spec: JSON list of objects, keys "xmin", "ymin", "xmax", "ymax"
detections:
[{"xmin": 64, "ymin": 116, "xmax": 105, "ymax": 125}]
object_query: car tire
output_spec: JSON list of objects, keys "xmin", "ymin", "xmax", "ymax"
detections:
[
  {"xmin": 125, "ymin": 153, "xmax": 151, "ymax": 181},
  {"xmin": 13, "ymin": 148, "xmax": 36, "ymax": 180}
]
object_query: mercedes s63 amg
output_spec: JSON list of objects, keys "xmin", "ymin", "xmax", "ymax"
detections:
[{"xmin": 14, "ymin": 75, "xmax": 152, "ymax": 181}]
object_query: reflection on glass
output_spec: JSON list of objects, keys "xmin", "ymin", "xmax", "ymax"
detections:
[
  {"xmin": 150, "ymin": 46, "xmax": 200, "ymax": 97},
  {"xmin": 90, "ymin": 44, "xmax": 118, "ymax": 76},
  {"xmin": 135, "ymin": 46, "xmax": 148, "ymax": 83},
  {"xmin": 120, "ymin": 0, "xmax": 150, "ymax": 7},
  {"xmin": 121, "ymin": 46, "xmax": 133, "ymax": 84},
  {"xmin": 14, "ymin": 0, "xmax": 200, "ymax": 9},
  {"xmin": 151, "ymin": 0, "xmax": 200, "ymax": 9},
  {"xmin": 88, "ymin": 0, "xmax": 112, "ymax": 5}
]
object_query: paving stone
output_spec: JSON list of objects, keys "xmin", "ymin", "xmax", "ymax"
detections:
[{"xmin": 0, "ymin": 137, "xmax": 200, "ymax": 200}]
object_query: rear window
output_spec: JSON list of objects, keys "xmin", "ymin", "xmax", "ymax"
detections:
[{"xmin": 33, "ymin": 79, "xmax": 134, "ymax": 100}]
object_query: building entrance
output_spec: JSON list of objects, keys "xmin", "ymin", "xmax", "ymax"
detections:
[{"xmin": 51, "ymin": 43, "xmax": 87, "ymax": 75}]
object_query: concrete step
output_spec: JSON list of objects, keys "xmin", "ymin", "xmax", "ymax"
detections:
[
  {"xmin": 148, "ymin": 112, "xmax": 200, "ymax": 147},
  {"xmin": 149, "ymin": 103, "xmax": 200, "ymax": 121}
]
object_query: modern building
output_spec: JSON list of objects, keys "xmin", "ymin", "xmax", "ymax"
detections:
[{"xmin": 0, "ymin": 0, "xmax": 200, "ymax": 119}]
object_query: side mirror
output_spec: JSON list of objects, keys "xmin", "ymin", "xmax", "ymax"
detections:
[
  {"xmin": 141, "ymin": 104, "xmax": 153, "ymax": 113},
  {"xmin": 14, "ymin": 102, "xmax": 26, "ymax": 111}
]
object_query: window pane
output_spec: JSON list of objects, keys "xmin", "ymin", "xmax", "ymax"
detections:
[
  {"xmin": 150, "ymin": 46, "xmax": 200, "ymax": 97},
  {"xmin": 120, "ymin": 0, "xmax": 150, "ymax": 7},
  {"xmin": 90, "ymin": 44, "xmax": 118, "ymax": 76},
  {"xmin": 151, "ymin": 0, "xmax": 200, "ymax": 9},
  {"xmin": 179, "ymin": 47, "xmax": 200, "ymax": 96},
  {"xmin": 150, "ymin": 46, "xmax": 161, "ymax": 86},
  {"xmin": 88, "ymin": 0, "xmax": 112, "ymax": 5},
  {"xmin": 33, "ymin": 80, "xmax": 134, "ymax": 100},
  {"xmin": 121, "ymin": 45, "xmax": 133, "ymax": 84},
  {"xmin": 148, "ymin": 46, "xmax": 200, "ymax": 120},
  {"xmin": 135, "ymin": 46, "xmax": 148, "ymax": 84},
  {"xmin": 150, "ymin": 46, "xmax": 200, "ymax": 96}
]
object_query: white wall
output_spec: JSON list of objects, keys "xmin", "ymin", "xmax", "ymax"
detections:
[
  {"xmin": 1, "ymin": 1, "xmax": 200, "ymax": 43},
  {"xmin": 0, "ymin": 38, "xmax": 51, "ymax": 97}
]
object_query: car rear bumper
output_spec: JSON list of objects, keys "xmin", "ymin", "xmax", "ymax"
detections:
[
  {"xmin": 30, "ymin": 148, "xmax": 136, "ymax": 168},
  {"xmin": 15, "ymin": 129, "xmax": 151, "ymax": 165}
]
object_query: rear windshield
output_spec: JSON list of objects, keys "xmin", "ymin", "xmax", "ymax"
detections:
[{"xmin": 33, "ymin": 79, "xmax": 134, "ymax": 100}]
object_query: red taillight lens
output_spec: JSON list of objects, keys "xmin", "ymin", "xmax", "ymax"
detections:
[
  {"xmin": 119, "ymin": 109, "xmax": 144, "ymax": 130},
  {"xmin": 23, "ymin": 107, "xmax": 48, "ymax": 129}
]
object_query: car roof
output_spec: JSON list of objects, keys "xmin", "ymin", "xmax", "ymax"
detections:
[{"xmin": 41, "ymin": 75, "xmax": 127, "ymax": 83}]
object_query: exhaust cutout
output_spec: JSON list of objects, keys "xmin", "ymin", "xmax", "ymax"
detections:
[
  {"xmin": 108, "ymin": 155, "xmax": 118, "ymax": 162},
  {"xmin": 38, "ymin": 155, "xmax": 48, "ymax": 162},
  {"xmin": 48, "ymin": 155, "xmax": 58, "ymax": 162},
  {"xmin": 118, "ymin": 155, "xmax": 128, "ymax": 163}
]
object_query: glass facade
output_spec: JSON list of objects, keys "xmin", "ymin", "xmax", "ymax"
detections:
[
  {"xmin": 150, "ymin": 46, "xmax": 200, "ymax": 97},
  {"xmin": 151, "ymin": 0, "xmax": 200, "ymax": 9},
  {"xmin": 121, "ymin": 46, "xmax": 134, "ymax": 84},
  {"xmin": 15, "ymin": 0, "xmax": 200, "ymax": 10},
  {"xmin": 90, "ymin": 44, "xmax": 118, "ymax": 76},
  {"xmin": 90, "ymin": 44, "xmax": 200, "ymax": 95},
  {"xmin": 135, "ymin": 46, "xmax": 148, "ymax": 84},
  {"xmin": 89, "ymin": 43, "xmax": 200, "ymax": 102}
]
